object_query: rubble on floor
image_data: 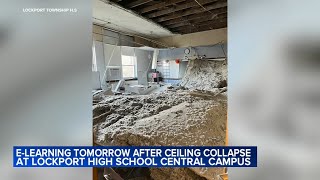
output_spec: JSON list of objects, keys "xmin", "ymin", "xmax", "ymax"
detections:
[
  {"xmin": 93, "ymin": 89, "xmax": 227, "ymax": 180},
  {"xmin": 93, "ymin": 57, "xmax": 228, "ymax": 180}
]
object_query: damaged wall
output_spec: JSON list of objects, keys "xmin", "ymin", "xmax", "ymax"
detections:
[
  {"xmin": 97, "ymin": 44, "xmax": 153, "ymax": 84},
  {"xmin": 93, "ymin": 24, "xmax": 135, "ymax": 46},
  {"xmin": 156, "ymin": 28, "xmax": 227, "ymax": 48},
  {"xmin": 93, "ymin": 24, "xmax": 103, "ymax": 42},
  {"xmin": 156, "ymin": 44, "xmax": 227, "ymax": 80},
  {"xmin": 103, "ymin": 30, "xmax": 134, "ymax": 47},
  {"xmin": 158, "ymin": 44, "xmax": 227, "ymax": 61}
]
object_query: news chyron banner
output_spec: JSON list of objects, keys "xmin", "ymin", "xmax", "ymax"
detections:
[{"xmin": 13, "ymin": 146, "xmax": 257, "ymax": 167}]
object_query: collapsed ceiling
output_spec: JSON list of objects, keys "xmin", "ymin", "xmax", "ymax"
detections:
[{"xmin": 105, "ymin": 0, "xmax": 227, "ymax": 35}]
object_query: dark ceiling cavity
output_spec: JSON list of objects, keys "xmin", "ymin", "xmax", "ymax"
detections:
[{"xmin": 109, "ymin": 0, "xmax": 227, "ymax": 34}]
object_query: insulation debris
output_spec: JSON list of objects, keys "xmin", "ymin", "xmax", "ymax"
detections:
[
  {"xmin": 93, "ymin": 90, "xmax": 226, "ymax": 180},
  {"xmin": 93, "ymin": 57, "xmax": 227, "ymax": 180},
  {"xmin": 180, "ymin": 59, "xmax": 227, "ymax": 92}
]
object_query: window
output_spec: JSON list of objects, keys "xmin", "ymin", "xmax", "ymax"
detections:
[{"xmin": 121, "ymin": 55, "xmax": 137, "ymax": 79}]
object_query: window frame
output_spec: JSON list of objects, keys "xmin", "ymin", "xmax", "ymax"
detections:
[{"xmin": 121, "ymin": 55, "xmax": 137, "ymax": 79}]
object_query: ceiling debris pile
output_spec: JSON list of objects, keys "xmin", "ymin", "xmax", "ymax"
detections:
[
  {"xmin": 93, "ymin": 88, "xmax": 226, "ymax": 179},
  {"xmin": 180, "ymin": 59, "xmax": 227, "ymax": 92}
]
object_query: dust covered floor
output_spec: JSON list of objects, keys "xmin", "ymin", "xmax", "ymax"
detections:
[{"xmin": 93, "ymin": 89, "xmax": 227, "ymax": 180}]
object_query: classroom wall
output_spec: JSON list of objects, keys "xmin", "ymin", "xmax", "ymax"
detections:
[{"xmin": 156, "ymin": 43, "xmax": 227, "ymax": 79}]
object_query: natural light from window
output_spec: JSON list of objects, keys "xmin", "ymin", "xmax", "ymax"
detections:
[{"xmin": 121, "ymin": 55, "xmax": 137, "ymax": 79}]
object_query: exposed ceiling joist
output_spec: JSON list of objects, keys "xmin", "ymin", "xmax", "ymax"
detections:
[
  {"xmin": 145, "ymin": 0, "xmax": 218, "ymax": 19},
  {"xmin": 127, "ymin": 0, "xmax": 153, "ymax": 8},
  {"xmin": 140, "ymin": 0, "xmax": 187, "ymax": 14},
  {"xmin": 167, "ymin": 14, "xmax": 227, "ymax": 29},
  {"xmin": 155, "ymin": 1, "xmax": 227, "ymax": 22},
  {"xmin": 194, "ymin": 18, "xmax": 227, "ymax": 27},
  {"xmin": 172, "ymin": 20, "xmax": 226, "ymax": 31},
  {"xmin": 174, "ymin": 21, "xmax": 227, "ymax": 34},
  {"xmin": 106, "ymin": 0, "xmax": 227, "ymax": 34},
  {"xmin": 161, "ymin": 9, "xmax": 227, "ymax": 26}
]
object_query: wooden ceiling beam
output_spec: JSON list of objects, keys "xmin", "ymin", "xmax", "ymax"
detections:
[
  {"xmin": 154, "ymin": 1, "xmax": 227, "ymax": 22},
  {"xmin": 174, "ymin": 24, "xmax": 227, "ymax": 34},
  {"xmin": 145, "ymin": 0, "xmax": 218, "ymax": 18},
  {"xmin": 161, "ymin": 8, "xmax": 226, "ymax": 26},
  {"xmin": 171, "ymin": 20, "xmax": 227, "ymax": 32},
  {"xmin": 167, "ymin": 13, "xmax": 227, "ymax": 29},
  {"xmin": 127, "ymin": 0, "xmax": 153, "ymax": 8},
  {"xmin": 172, "ymin": 21, "xmax": 227, "ymax": 34},
  {"xmin": 140, "ymin": 0, "xmax": 187, "ymax": 14},
  {"xmin": 194, "ymin": 18, "xmax": 227, "ymax": 27}
]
